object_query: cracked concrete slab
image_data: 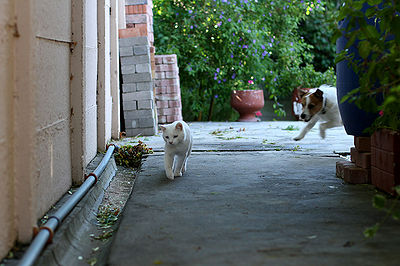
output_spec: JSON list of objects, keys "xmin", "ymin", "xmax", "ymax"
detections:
[{"xmin": 107, "ymin": 122, "xmax": 400, "ymax": 265}]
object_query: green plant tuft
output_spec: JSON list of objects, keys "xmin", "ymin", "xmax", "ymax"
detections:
[{"xmin": 114, "ymin": 141, "xmax": 153, "ymax": 168}]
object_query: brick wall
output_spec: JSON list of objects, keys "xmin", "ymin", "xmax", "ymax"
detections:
[
  {"xmin": 119, "ymin": 36, "xmax": 157, "ymax": 136},
  {"xmin": 118, "ymin": 0, "xmax": 183, "ymax": 133},
  {"xmin": 154, "ymin": 55, "xmax": 183, "ymax": 124},
  {"xmin": 118, "ymin": 0, "xmax": 158, "ymax": 136},
  {"xmin": 336, "ymin": 136, "xmax": 371, "ymax": 184},
  {"xmin": 123, "ymin": 0, "xmax": 156, "ymax": 78}
]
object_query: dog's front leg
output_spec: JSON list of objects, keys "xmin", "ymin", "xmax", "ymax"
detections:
[
  {"xmin": 294, "ymin": 116, "xmax": 319, "ymax": 141},
  {"xmin": 319, "ymin": 119, "xmax": 342, "ymax": 139}
]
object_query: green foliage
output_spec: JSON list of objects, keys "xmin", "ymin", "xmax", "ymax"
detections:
[
  {"xmin": 114, "ymin": 142, "xmax": 153, "ymax": 168},
  {"xmin": 154, "ymin": 0, "xmax": 336, "ymax": 121},
  {"xmin": 364, "ymin": 189, "xmax": 400, "ymax": 238},
  {"xmin": 298, "ymin": 0, "xmax": 339, "ymax": 72},
  {"xmin": 335, "ymin": 0, "xmax": 400, "ymax": 131}
]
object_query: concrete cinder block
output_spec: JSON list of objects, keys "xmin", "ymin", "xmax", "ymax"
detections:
[
  {"xmin": 121, "ymin": 64, "xmax": 136, "ymax": 75},
  {"xmin": 126, "ymin": 127, "xmax": 156, "ymax": 137},
  {"xmin": 138, "ymin": 118, "xmax": 155, "ymax": 128},
  {"xmin": 137, "ymin": 91, "xmax": 153, "ymax": 101},
  {"xmin": 123, "ymin": 90, "xmax": 153, "ymax": 102},
  {"xmin": 119, "ymin": 36, "xmax": 149, "ymax": 47},
  {"xmin": 134, "ymin": 45, "xmax": 149, "ymax": 55},
  {"xmin": 126, "ymin": 14, "xmax": 149, "ymax": 24},
  {"xmin": 122, "ymin": 92, "xmax": 137, "ymax": 102},
  {"xmin": 135, "ymin": 63, "xmax": 151, "ymax": 73},
  {"xmin": 124, "ymin": 119, "xmax": 138, "ymax": 129},
  {"xmin": 119, "ymin": 47, "xmax": 134, "ymax": 57},
  {"xmin": 122, "ymin": 83, "xmax": 137, "ymax": 93},
  {"xmin": 122, "ymin": 73, "xmax": 152, "ymax": 83},
  {"xmin": 122, "ymin": 100, "xmax": 137, "ymax": 111},
  {"xmin": 136, "ymin": 82, "xmax": 153, "ymax": 91},
  {"xmin": 122, "ymin": 101, "xmax": 138, "ymax": 111},
  {"xmin": 120, "ymin": 55, "xmax": 150, "ymax": 66},
  {"xmin": 136, "ymin": 90, "xmax": 153, "ymax": 100},
  {"xmin": 138, "ymin": 100, "xmax": 153, "ymax": 110},
  {"xmin": 124, "ymin": 109, "xmax": 154, "ymax": 119}
]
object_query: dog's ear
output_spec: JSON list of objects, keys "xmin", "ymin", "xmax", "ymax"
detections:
[
  {"xmin": 314, "ymin": 89, "xmax": 324, "ymax": 100},
  {"xmin": 297, "ymin": 88, "xmax": 308, "ymax": 99}
]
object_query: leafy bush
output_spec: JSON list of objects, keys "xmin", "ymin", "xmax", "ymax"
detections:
[
  {"xmin": 154, "ymin": 0, "xmax": 336, "ymax": 121},
  {"xmin": 298, "ymin": 0, "xmax": 339, "ymax": 72},
  {"xmin": 335, "ymin": 0, "xmax": 400, "ymax": 131}
]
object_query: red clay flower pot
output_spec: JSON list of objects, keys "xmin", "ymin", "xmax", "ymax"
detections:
[
  {"xmin": 231, "ymin": 90, "xmax": 264, "ymax": 122},
  {"xmin": 371, "ymin": 129, "xmax": 400, "ymax": 195}
]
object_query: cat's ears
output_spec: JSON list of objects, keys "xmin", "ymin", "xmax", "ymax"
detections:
[
  {"xmin": 160, "ymin": 123, "xmax": 182, "ymax": 131},
  {"xmin": 175, "ymin": 122, "xmax": 183, "ymax": 131}
]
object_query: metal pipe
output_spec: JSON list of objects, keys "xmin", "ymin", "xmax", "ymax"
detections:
[{"xmin": 18, "ymin": 145, "xmax": 116, "ymax": 266}]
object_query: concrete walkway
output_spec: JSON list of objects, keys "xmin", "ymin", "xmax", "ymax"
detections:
[{"xmin": 108, "ymin": 122, "xmax": 400, "ymax": 265}]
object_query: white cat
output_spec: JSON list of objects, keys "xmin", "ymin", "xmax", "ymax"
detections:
[{"xmin": 160, "ymin": 121, "xmax": 193, "ymax": 180}]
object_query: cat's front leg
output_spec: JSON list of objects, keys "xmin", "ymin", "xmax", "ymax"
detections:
[
  {"xmin": 164, "ymin": 152, "xmax": 174, "ymax": 180},
  {"xmin": 173, "ymin": 154, "xmax": 185, "ymax": 177},
  {"xmin": 182, "ymin": 141, "xmax": 192, "ymax": 173}
]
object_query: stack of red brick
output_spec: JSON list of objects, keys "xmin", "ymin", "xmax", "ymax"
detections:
[
  {"xmin": 336, "ymin": 136, "xmax": 371, "ymax": 184},
  {"xmin": 120, "ymin": 0, "xmax": 156, "ymax": 77},
  {"xmin": 154, "ymin": 54, "xmax": 183, "ymax": 124},
  {"xmin": 371, "ymin": 129, "xmax": 400, "ymax": 195}
]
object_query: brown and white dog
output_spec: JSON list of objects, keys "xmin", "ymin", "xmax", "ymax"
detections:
[{"xmin": 294, "ymin": 85, "xmax": 342, "ymax": 141}]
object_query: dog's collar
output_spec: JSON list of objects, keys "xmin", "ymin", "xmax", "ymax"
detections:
[{"xmin": 321, "ymin": 97, "xmax": 327, "ymax": 114}]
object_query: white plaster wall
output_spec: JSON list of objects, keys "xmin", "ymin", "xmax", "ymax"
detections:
[
  {"xmin": 97, "ymin": 0, "xmax": 113, "ymax": 151},
  {"xmin": 12, "ymin": 0, "xmax": 38, "ymax": 243},
  {"xmin": 71, "ymin": 0, "xmax": 98, "ymax": 183},
  {"xmin": 111, "ymin": 0, "xmax": 121, "ymax": 139},
  {"xmin": 86, "ymin": 0, "xmax": 99, "ymax": 163},
  {"xmin": 0, "ymin": 0, "xmax": 16, "ymax": 258},
  {"xmin": 33, "ymin": 0, "xmax": 72, "ymax": 217}
]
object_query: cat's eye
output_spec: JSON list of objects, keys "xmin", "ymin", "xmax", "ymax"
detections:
[
  {"xmin": 173, "ymin": 135, "xmax": 178, "ymax": 138},
  {"xmin": 165, "ymin": 136, "xmax": 169, "ymax": 139}
]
